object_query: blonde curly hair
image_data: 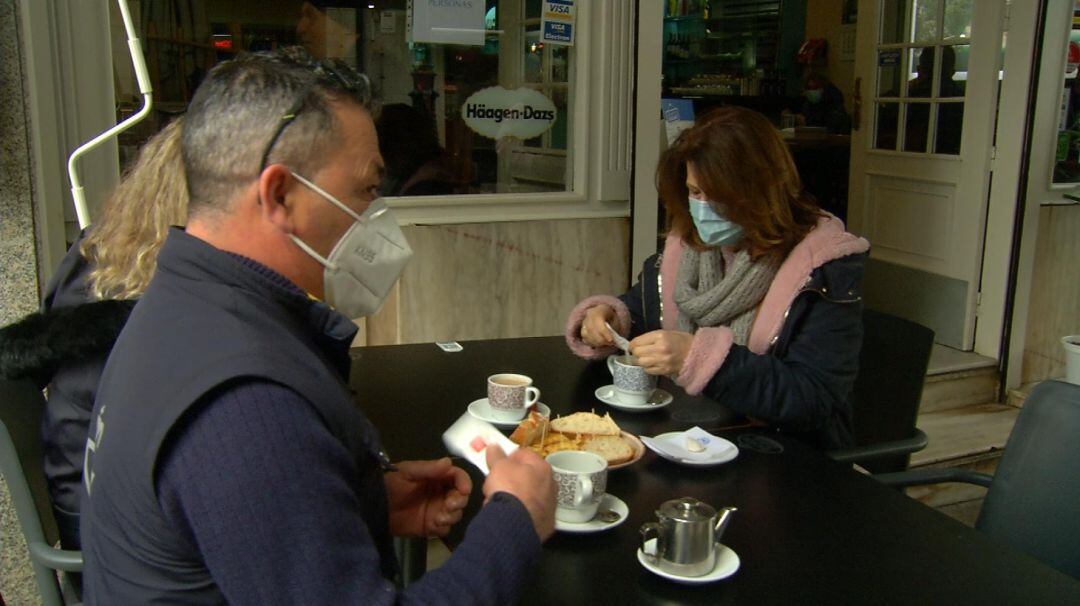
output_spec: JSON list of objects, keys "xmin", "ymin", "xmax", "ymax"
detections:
[{"xmin": 81, "ymin": 118, "xmax": 188, "ymax": 300}]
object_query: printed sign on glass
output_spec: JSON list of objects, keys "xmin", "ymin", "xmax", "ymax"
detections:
[
  {"xmin": 462, "ymin": 86, "xmax": 558, "ymax": 140},
  {"xmin": 541, "ymin": 0, "xmax": 576, "ymax": 46},
  {"xmin": 409, "ymin": 0, "xmax": 486, "ymax": 46}
]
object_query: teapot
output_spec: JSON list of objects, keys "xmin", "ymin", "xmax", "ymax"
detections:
[{"xmin": 639, "ymin": 497, "xmax": 736, "ymax": 577}]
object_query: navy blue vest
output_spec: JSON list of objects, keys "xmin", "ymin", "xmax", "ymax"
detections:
[{"xmin": 81, "ymin": 229, "xmax": 396, "ymax": 604}]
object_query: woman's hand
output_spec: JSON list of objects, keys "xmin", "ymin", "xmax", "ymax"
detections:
[
  {"xmin": 629, "ymin": 330, "xmax": 694, "ymax": 376},
  {"xmin": 580, "ymin": 304, "xmax": 616, "ymax": 347}
]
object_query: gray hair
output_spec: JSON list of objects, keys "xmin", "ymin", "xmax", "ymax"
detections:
[{"xmin": 181, "ymin": 47, "xmax": 371, "ymax": 217}]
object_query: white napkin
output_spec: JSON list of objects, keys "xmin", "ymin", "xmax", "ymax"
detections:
[
  {"xmin": 442, "ymin": 412, "xmax": 519, "ymax": 475},
  {"xmin": 642, "ymin": 427, "xmax": 733, "ymax": 462}
]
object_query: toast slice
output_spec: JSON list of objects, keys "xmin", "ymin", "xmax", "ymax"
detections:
[
  {"xmin": 582, "ymin": 434, "xmax": 634, "ymax": 465},
  {"xmin": 509, "ymin": 411, "xmax": 549, "ymax": 447},
  {"xmin": 549, "ymin": 411, "xmax": 620, "ymax": 436}
]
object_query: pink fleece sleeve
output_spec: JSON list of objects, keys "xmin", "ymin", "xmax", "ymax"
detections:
[
  {"xmin": 676, "ymin": 327, "xmax": 734, "ymax": 395},
  {"xmin": 564, "ymin": 295, "xmax": 631, "ymax": 360}
]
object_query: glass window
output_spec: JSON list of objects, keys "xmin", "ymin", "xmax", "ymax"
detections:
[
  {"xmin": 942, "ymin": 0, "xmax": 973, "ymax": 40},
  {"xmin": 870, "ymin": 0, "xmax": 968, "ymax": 155},
  {"xmin": 113, "ymin": 0, "xmax": 577, "ymax": 197},
  {"xmin": 880, "ymin": 0, "xmax": 908, "ymax": 45},
  {"xmin": 1052, "ymin": 2, "xmax": 1080, "ymax": 183},
  {"xmin": 875, "ymin": 102, "xmax": 900, "ymax": 150},
  {"xmin": 912, "ymin": 0, "xmax": 940, "ymax": 43}
]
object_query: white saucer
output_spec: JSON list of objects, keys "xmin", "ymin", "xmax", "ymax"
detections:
[
  {"xmin": 643, "ymin": 432, "xmax": 739, "ymax": 467},
  {"xmin": 467, "ymin": 399, "xmax": 551, "ymax": 428},
  {"xmin": 554, "ymin": 494, "xmax": 628, "ymax": 534},
  {"xmin": 594, "ymin": 385, "xmax": 673, "ymax": 412},
  {"xmin": 638, "ymin": 539, "xmax": 740, "ymax": 584}
]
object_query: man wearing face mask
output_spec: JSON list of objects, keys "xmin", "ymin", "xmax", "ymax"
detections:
[
  {"xmin": 795, "ymin": 73, "xmax": 851, "ymax": 134},
  {"xmin": 80, "ymin": 48, "xmax": 555, "ymax": 605},
  {"xmin": 566, "ymin": 106, "xmax": 869, "ymax": 451}
]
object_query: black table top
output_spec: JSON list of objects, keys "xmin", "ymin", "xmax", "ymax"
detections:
[{"xmin": 350, "ymin": 336, "xmax": 1080, "ymax": 604}]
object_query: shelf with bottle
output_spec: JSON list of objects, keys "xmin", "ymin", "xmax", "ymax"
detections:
[{"xmin": 664, "ymin": 0, "xmax": 709, "ymax": 20}]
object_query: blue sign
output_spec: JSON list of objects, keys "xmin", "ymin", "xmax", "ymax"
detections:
[{"xmin": 543, "ymin": 21, "xmax": 573, "ymax": 43}]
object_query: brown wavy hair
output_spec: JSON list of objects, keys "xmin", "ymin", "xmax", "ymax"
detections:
[
  {"xmin": 80, "ymin": 118, "xmax": 188, "ymax": 300},
  {"xmin": 656, "ymin": 106, "xmax": 822, "ymax": 258}
]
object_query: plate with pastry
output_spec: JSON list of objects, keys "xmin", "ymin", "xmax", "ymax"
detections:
[
  {"xmin": 509, "ymin": 410, "xmax": 644, "ymax": 470},
  {"xmin": 641, "ymin": 427, "xmax": 738, "ymax": 467}
]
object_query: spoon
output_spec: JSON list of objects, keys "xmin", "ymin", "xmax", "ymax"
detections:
[
  {"xmin": 605, "ymin": 321, "xmax": 631, "ymax": 355},
  {"xmin": 596, "ymin": 508, "xmax": 622, "ymax": 524}
]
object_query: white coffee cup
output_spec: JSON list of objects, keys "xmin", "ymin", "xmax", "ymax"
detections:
[
  {"xmin": 486, "ymin": 373, "xmax": 540, "ymax": 421},
  {"xmin": 607, "ymin": 355, "xmax": 658, "ymax": 405},
  {"xmin": 547, "ymin": 450, "xmax": 608, "ymax": 523}
]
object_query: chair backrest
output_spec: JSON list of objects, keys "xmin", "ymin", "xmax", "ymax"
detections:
[
  {"xmin": 851, "ymin": 309, "xmax": 935, "ymax": 473},
  {"xmin": 977, "ymin": 380, "xmax": 1080, "ymax": 579},
  {"xmin": 0, "ymin": 378, "xmax": 68, "ymax": 605}
]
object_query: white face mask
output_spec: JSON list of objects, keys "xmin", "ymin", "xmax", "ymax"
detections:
[{"xmin": 288, "ymin": 172, "xmax": 412, "ymax": 318}]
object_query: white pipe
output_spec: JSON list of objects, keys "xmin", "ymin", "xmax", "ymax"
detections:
[{"xmin": 67, "ymin": 0, "xmax": 154, "ymax": 229}]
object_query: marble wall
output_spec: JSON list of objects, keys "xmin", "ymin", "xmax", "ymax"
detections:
[
  {"xmin": 1021, "ymin": 205, "xmax": 1080, "ymax": 384},
  {"xmin": 1, "ymin": 0, "xmax": 43, "ymax": 603},
  {"xmin": 364, "ymin": 218, "xmax": 631, "ymax": 345}
]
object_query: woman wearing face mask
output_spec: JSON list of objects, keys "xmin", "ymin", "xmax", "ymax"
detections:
[{"xmin": 565, "ymin": 106, "xmax": 869, "ymax": 450}]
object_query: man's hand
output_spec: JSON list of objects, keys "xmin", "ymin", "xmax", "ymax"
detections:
[
  {"xmin": 581, "ymin": 304, "xmax": 617, "ymax": 348},
  {"xmin": 385, "ymin": 458, "xmax": 472, "ymax": 538},
  {"xmin": 483, "ymin": 445, "xmax": 556, "ymax": 541},
  {"xmin": 629, "ymin": 330, "xmax": 694, "ymax": 376}
]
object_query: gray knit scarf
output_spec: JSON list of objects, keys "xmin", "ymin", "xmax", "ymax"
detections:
[{"xmin": 673, "ymin": 247, "xmax": 780, "ymax": 345}]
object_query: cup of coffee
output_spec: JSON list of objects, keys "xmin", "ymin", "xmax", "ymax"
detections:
[
  {"xmin": 547, "ymin": 450, "xmax": 608, "ymax": 523},
  {"xmin": 607, "ymin": 355, "xmax": 658, "ymax": 405},
  {"xmin": 486, "ymin": 373, "xmax": 540, "ymax": 421}
]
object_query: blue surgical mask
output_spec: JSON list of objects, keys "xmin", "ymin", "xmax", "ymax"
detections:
[
  {"xmin": 689, "ymin": 197, "xmax": 743, "ymax": 246},
  {"xmin": 805, "ymin": 89, "xmax": 824, "ymax": 104}
]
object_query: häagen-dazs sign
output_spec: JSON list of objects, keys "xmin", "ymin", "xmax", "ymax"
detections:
[{"xmin": 461, "ymin": 86, "xmax": 557, "ymax": 140}]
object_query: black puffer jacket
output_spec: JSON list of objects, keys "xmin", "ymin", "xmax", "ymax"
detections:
[
  {"xmin": 566, "ymin": 217, "xmax": 869, "ymax": 450},
  {"xmin": 0, "ymin": 237, "xmax": 133, "ymax": 549}
]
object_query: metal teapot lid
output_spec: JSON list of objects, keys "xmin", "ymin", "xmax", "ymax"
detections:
[{"xmin": 657, "ymin": 497, "xmax": 716, "ymax": 522}]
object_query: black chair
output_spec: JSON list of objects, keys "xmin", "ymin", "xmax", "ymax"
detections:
[
  {"xmin": 829, "ymin": 309, "xmax": 933, "ymax": 473},
  {"xmin": 875, "ymin": 380, "xmax": 1080, "ymax": 580},
  {"xmin": 0, "ymin": 378, "xmax": 82, "ymax": 605}
]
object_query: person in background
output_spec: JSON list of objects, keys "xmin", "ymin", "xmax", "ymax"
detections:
[
  {"xmin": 566, "ymin": 106, "xmax": 869, "ymax": 451},
  {"xmin": 375, "ymin": 103, "xmax": 465, "ymax": 197},
  {"xmin": 793, "ymin": 72, "xmax": 851, "ymax": 134},
  {"xmin": 80, "ymin": 48, "xmax": 555, "ymax": 605},
  {"xmin": 905, "ymin": 46, "xmax": 963, "ymax": 154},
  {"xmin": 0, "ymin": 118, "xmax": 187, "ymax": 551}
]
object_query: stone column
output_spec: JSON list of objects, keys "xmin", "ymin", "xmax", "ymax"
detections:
[{"xmin": 1, "ymin": 0, "xmax": 43, "ymax": 602}]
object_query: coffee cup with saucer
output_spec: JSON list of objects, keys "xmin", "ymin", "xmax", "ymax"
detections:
[
  {"xmin": 468, "ymin": 399, "xmax": 550, "ymax": 428},
  {"xmin": 594, "ymin": 385, "xmax": 673, "ymax": 412}
]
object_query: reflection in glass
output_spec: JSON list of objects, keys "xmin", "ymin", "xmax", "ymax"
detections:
[
  {"xmin": 945, "ymin": 43, "xmax": 969, "ymax": 97},
  {"xmin": 524, "ymin": 26, "xmax": 542, "ymax": 83},
  {"xmin": 934, "ymin": 101, "xmax": 964, "ymax": 154},
  {"xmin": 908, "ymin": 47, "xmax": 936, "ymax": 97},
  {"xmin": 881, "ymin": 0, "xmax": 907, "ymax": 45},
  {"xmin": 913, "ymin": 0, "xmax": 941, "ymax": 43},
  {"xmin": 943, "ymin": 0, "xmax": 974, "ymax": 39},
  {"xmin": 878, "ymin": 60, "xmax": 902, "ymax": 97},
  {"xmin": 903, "ymin": 102, "xmax": 931, "ymax": 152},
  {"xmin": 111, "ymin": 0, "xmax": 575, "ymax": 197},
  {"xmin": 875, "ymin": 102, "xmax": 900, "ymax": 150},
  {"xmin": 552, "ymin": 46, "xmax": 569, "ymax": 83}
]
